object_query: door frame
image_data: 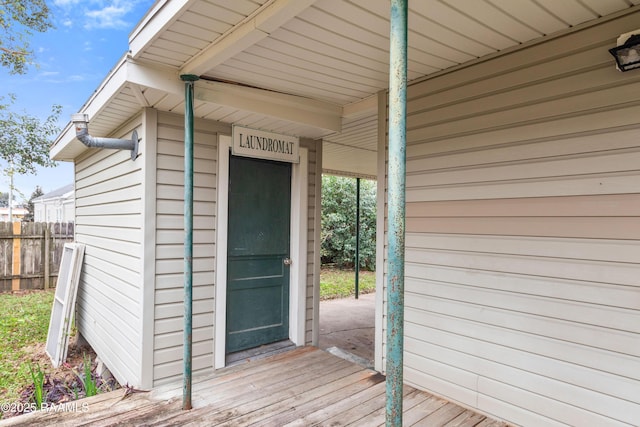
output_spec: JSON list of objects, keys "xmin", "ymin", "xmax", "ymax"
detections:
[{"xmin": 214, "ymin": 134, "xmax": 308, "ymax": 369}]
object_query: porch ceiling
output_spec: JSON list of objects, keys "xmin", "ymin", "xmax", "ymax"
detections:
[{"xmin": 52, "ymin": 0, "xmax": 640, "ymax": 177}]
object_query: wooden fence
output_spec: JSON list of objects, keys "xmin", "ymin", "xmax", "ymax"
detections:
[{"xmin": 0, "ymin": 222, "xmax": 74, "ymax": 292}]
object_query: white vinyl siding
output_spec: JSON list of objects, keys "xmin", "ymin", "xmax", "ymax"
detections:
[
  {"xmin": 391, "ymin": 12, "xmax": 640, "ymax": 427},
  {"xmin": 74, "ymin": 121, "xmax": 144, "ymax": 387},
  {"xmin": 153, "ymin": 111, "xmax": 228, "ymax": 385},
  {"xmin": 34, "ymin": 204, "xmax": 44, "ymax": 222},
  {"xmin": 62, "ymin": 200, "xmax": 74, "ymax": 222},
  {"xmin": 374, "ymin": 89, "xmax": 388, "ymax": 374},
  {"xmin": 301, "ymin": 138, "xmax": 320, "ymax": 344}
]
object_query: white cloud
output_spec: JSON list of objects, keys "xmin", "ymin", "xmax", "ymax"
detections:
[
  {"xmin": 83, "ymin": 1, "xmax": 135, "ymax": 30},
  {"xmin": 52, "ymin": 0, "xmax": 153, "ymax": 31},
  {"xmin": 53, "ymin": 0, "xmax": 81, "ymax": 6}
]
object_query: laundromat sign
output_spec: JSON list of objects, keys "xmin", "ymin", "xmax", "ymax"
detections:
[{"xmin": 232, "ymin": 125, "xmax": 299, "ymax": 163}]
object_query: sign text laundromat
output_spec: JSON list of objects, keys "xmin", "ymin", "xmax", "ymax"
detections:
[{"xmin": 232, "ymin": 125, "xmax": 299, "ymax": 163}]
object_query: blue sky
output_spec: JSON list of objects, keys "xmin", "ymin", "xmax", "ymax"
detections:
[{"xmin": 1, "ymin": 0, "xmax": 155, "ymax": 200}]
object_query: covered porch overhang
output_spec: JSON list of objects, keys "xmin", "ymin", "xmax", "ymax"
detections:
[
  {"xmin": 51, "ymin": 1, "xmax": 640, "ymax": 179},
  {"xmin": 50, "ymin": 55, "xmax": 378, "ymax": 178}
]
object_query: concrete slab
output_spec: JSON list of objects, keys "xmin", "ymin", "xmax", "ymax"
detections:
[
  {"xmin": 325, "ymin": 346, "xmax": 373, "ymax": 369},
  {"xmin": 318, "ymin": 292, "xmax": 375, "ymax": 366}
]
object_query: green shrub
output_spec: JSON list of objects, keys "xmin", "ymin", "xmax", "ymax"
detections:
[{"xmin": 321, "ymin": 175, "xmax": 376, "ymax": 270}]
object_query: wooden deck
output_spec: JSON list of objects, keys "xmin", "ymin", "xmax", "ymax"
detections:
[{"xmin": 1, "ymin": 347, "xmax": 507, "ymax": 426}]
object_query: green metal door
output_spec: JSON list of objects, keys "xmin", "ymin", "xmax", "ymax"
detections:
[{"xmin": 226, "ymin": 155, "xmax": 291, "ymax": 354}]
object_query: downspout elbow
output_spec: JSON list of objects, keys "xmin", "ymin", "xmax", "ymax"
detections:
[{"xmin": 72, "ymin": 113, "xmax": 139, "ymax": 161}]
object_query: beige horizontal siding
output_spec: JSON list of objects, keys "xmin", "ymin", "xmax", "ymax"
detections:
[
  {"xmin": 152, "ymin": 111, "xmax": 227, "ymax": 386},
  {"xmin": 74, "ymin": 123, "xmax": 144, "ymax": 388},
  {"xmin": 406, "ymin": 127, "xmax": 640, "ymax": 170},
  {"xmin": 396, "ymin": 10, "xmax": 640, "ymax": 427},
  {"xmin": 406, "ymin": 194, "xmax": 640, "ymax": 216},
  {"xmin": 406, "ymin": 195, "xmax": 640, "ymax": 240},
  {"xmin": 407, "ymin": 217, "xmax": 639, "ymax": 239}
]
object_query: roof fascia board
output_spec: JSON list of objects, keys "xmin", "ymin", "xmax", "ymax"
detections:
[
  {"xmin": 50, "ymin": 122, "xmax": 76, "ymax": 160},
  {"xmin": 196, "ymin": 79, "xmax": 342, "ymax": 132},
  {"xmin": 129, "ymin": 0, "xmax": 195, "ymax": 59},
  {"xmin": 181, "ymin": 0, "xmax": 317, "ymax": 76}
]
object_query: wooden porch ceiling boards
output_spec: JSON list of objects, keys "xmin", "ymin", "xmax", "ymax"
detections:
[{"xmin": 1, "ymin": 347, "xmax": 508, "ymax": 426}]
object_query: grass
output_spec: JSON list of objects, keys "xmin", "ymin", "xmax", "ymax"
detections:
[
  {"xmin": 0, "ymin": 290, "xmax": 55, "ymax": 404},
  {"xmin": 28, "ymin": 363, "xmax": 45, "ymax": 409},
  {"xmin": 320, "ymin": 266, "xmax": 376, "ymax": 300},
  {"xmin": 81, "ymin": 353, "xmax": 98, "ymax": 397}
]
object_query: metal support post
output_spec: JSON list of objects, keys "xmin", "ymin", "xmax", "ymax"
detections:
[
  {"xmin": 181, "ymin": 73, "xmax": 199, "ymax": 411},
  {"xmin": 386, "ymin": 0, "xmax": 408, "ymax": 425},
  {"xmin": 355, "ymin": 177, "xmax": 361, "ymax": 299}
]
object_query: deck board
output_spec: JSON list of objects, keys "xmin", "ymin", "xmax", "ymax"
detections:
[
  {"xmin": 351, "ymin": 388, "xmax": 436, "ymax": 427},
  {"xmin": 447, "ymin": 410, "xmax": 489, "ymax": 427},
  {"xmin": 319, "ymin": 385, "xmax": 416, "ymax": 426},
  {"xmin": 283, "ymin": 378, "xmax": 386, "ymax": 426},
  {"xmin": 402, "ymin": 395, "xmax": 449, "ymax": 426},
  {"xmin": 182, "ymin": 365, "xmax": 365, "ymax": 425},
  {"xmin": 420, "ymin": 403, "xmax": 468, "ymax": 426},
  {"xmin": 0, "ymin": 347, "xmax": 508, "ymax": 427}
]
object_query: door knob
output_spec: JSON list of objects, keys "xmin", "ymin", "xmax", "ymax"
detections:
[{"xmin": 283, "ymin": 257, "xmax": 292, "ymax": 265}]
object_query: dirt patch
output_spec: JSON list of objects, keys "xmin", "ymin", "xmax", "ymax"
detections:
[{"xmin": 1, "ymin": 338, "xmax": 120, "ymax": 419}]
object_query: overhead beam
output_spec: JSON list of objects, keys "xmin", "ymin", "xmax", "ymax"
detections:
[
  {"xmin": 196, "ymin": 79, "xmax": 342, "ymax": 132},
  {"xmin": 126, "ymin": 60, "xmax": 183, "ymax": 96},
  {"xmin": 127, "ymin": 60, "xmax": 341, "ymax": 131},
  {"xmin": 52, "ymin": 58, "xmax": 342, "ymax": 160},
  {"xmin": 343, "ymin": 95, "xmax": 378, "ymax": 119},
  {"xmin": 181, "ymin": 0, "xmax": 317, "ymax": 76}
]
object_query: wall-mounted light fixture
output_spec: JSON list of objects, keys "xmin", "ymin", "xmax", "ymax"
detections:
[
  {"xmin": 609, "ymin": 30, "xmax": 640, "ymax": 72},
  {"xmin": 72, "ymin": 113, "xmax": 139, "ymax": 161}
]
